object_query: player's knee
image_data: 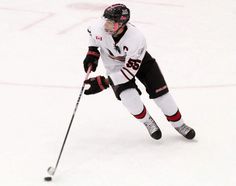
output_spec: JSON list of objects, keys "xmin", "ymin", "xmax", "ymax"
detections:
[{"xmin": 111, "ymin": 79, "xmax": 141, "ymax": 100}]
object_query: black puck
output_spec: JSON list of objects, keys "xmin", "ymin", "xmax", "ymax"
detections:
[{"xmin": 44, "ymin": 176, "xmax": 52, "ymax": 181}]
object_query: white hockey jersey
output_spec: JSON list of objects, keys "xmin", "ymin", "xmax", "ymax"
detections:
[{"xmin": 87, "ymin": 18, "xmax": 147, "ymax": 86}]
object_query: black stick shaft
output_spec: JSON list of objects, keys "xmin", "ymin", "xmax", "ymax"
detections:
[{"xmin": 52, "ymin": 66, "xmax": 92, "ymax": 175}]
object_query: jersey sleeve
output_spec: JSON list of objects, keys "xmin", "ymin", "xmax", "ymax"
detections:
[
  {"xmin": 108, "ymin": 35, "xmax": 147, "ymax": 86},
  {"xmin": 87, "ymin": 25, "xmax": 100, "ymax": 47}
]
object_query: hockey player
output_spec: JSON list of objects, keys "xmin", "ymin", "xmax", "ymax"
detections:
[{"xmin": 83, "ymin": 4, "xmax": 195, "ymax": 140}]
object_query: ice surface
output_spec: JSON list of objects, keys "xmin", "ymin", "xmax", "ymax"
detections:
[{"xmin": 0, "ymin": 0, "xmax": 236, "ymax": 186}]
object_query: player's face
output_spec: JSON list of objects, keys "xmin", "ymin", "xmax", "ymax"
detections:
[{"xmin": 104, "ymin": 19, "xmax": 122, "ymax": 35}]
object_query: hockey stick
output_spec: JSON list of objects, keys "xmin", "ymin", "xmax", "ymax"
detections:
[{"xmin": 45, "ymin": 66, "xmax": 92, "ymax": 181}]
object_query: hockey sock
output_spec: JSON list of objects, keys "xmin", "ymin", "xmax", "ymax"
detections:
[
  {"xmin": 120, "ymin": 88, "xmax": 150, "ymax": 122},
  {"xmin": 153, "ymin": 92, "xmax": 184, "ymax": 128},
  {"xmin": 120, "ymin": 88, "xmax": 161, "ymax": 140}
]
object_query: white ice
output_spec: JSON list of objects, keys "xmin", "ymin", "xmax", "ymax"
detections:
[{"xmin": 0, "ymin": 0, "xmax": 236, "ymax": 186}]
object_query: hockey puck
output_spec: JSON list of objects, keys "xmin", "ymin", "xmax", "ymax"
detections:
[{"xmin": 44, "ymin": 176, "xmax": 52, "ymax": 181}]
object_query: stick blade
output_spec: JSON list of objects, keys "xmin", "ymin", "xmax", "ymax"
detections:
[{"xmin": 47, "ymin": 166, "xmax": 55, "ymax": 175}]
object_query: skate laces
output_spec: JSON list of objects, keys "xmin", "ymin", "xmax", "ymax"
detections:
[
  {"xmin": 144, "ymin": 117, "xmax": 159, "ymax": 134},
  {"xmin": 176, "ymin": 124, "xmax": 191, "ymax": 136}
]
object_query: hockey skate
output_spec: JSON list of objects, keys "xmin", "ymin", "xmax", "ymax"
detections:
[
  {"xmin": 175, "ymin": 124, "xmax": 195, "ymax": 139},
  {"xmin": 144, "ymin": 116, "xmax": 162, "ymax": 140}
]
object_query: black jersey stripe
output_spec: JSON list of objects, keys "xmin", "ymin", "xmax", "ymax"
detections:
[
  {"xmin": 122, "ymin": 67, "xmax": 135, "ymax": 78},
  {"xmin": 120, "ymin": 69, "xmax": 131, "ymax": 80}
]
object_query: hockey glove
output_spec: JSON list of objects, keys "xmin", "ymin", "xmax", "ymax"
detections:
[
  {"xmin": 83, "ymin": 46, "xmax": 100, "ymax": 72},
  {"xmin": 84, "ymin": 76, "xmax": 109, "ymax": 95}
]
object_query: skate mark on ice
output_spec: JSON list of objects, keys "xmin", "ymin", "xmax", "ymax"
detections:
[
  {"xmin": 21, "ymin": 13, "xmax": 55, "ymax": 31},
  {"xmin": 0, "ymin": 6, "xmax": 55, "ymax": 31},
  {"xmin": 57, "ymin": 17, "xmax": 97, "ymax": 35},
  {"xmin": 67, "ymin": 3, "xmax": 107, "ymax": 11}
]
